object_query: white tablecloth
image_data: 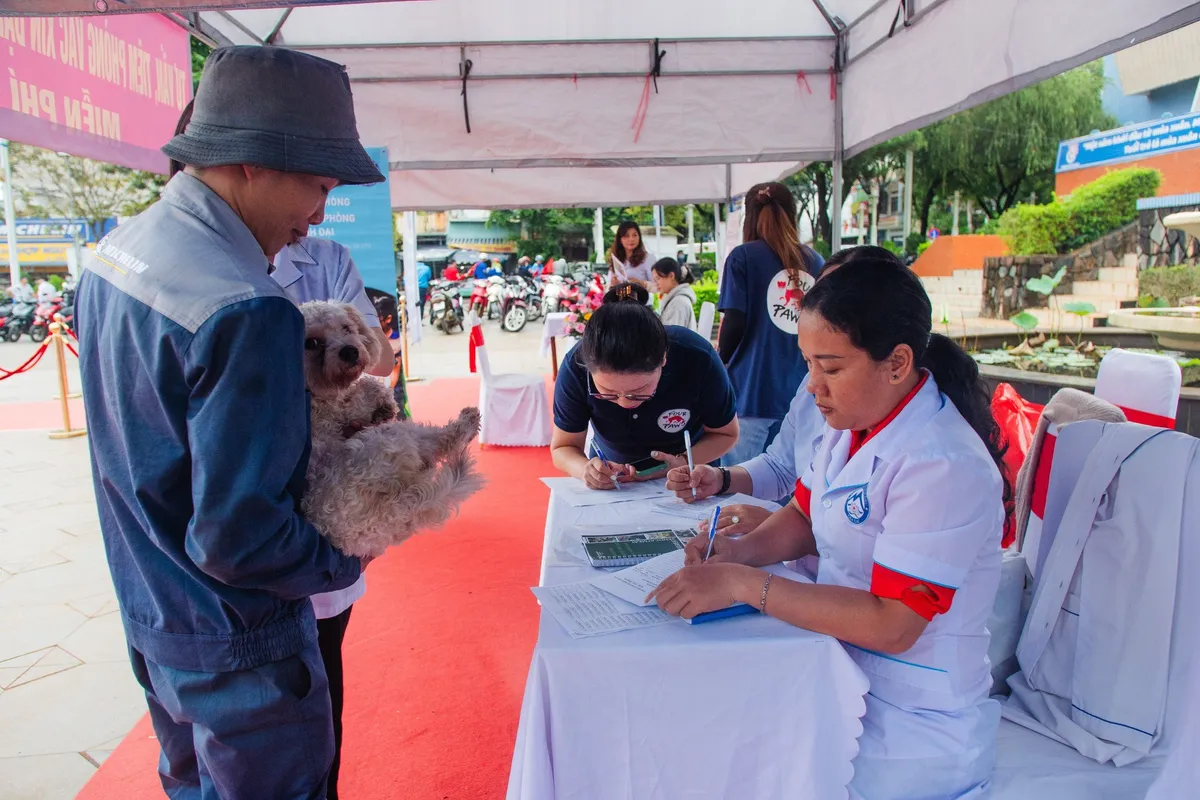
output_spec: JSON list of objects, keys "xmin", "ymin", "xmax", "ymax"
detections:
[
  {"xmin": 508, "ymin": 492, "xmax": 870, "ymax": 800},
  {"xmin": 540, "ymin": 312, "xmax": 573, "ymax": 358}
]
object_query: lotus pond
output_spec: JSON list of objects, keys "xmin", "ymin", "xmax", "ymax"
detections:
[{"xmin": 970, "ymin": 337, "xmax": 1200, "ymax": 386}]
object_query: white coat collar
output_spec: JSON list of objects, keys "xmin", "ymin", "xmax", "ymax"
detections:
[
  {"xmin": 819, "ymin": 372, "xmax": 944, "ymax": 496},
  {"xmin": 270, "ymin": 240, "xmax": 316, "ymax": 289}
]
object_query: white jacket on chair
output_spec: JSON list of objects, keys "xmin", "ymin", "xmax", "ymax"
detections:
[{"xmin": 1003, "ymin": 419, "xmax": 1198, "ymax": 766}]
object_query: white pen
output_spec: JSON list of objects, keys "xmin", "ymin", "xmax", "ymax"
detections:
[{"xmin": 683, "ymin": 430, "xmax": 697, "ymax": 500}]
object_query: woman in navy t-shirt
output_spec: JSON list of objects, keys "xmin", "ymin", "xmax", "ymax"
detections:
[
  {"xmin": 552, "ymin": 283, "xmax": 740, "ymax": 489},
  {"xmin": 718, "ymin": 182, "xmax": 824, "ymax": 466}
]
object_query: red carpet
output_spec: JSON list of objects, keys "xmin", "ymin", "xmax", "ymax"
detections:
[{"xmin": 77, "ymin": 376, "xmax": 550, "ymax": 800}]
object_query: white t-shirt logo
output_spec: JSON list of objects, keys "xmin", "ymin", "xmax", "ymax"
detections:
[
  {"xmin": 766, "ymin": 269, "xmax": 815, "ymax": 333},
  {"xmin": 657, "ymin": 408, "xmax": 691, "ymax": 433}
]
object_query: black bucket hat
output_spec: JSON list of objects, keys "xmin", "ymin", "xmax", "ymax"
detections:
[{"xmin": 162, "ymin": 46, "xmax": 385, "ymax": 186}]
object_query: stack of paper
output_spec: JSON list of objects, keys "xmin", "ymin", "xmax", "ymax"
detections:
[
  {"xmin": 589, "ymin": 549, "xmax": 687, "ymax": 607},
  {"xmin": 531, "ymin": 582, "xmax": 673, "ymax": 638}
]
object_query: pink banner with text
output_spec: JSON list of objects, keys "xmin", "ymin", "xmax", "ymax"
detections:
[{"xmin": 0, "ymin": 15, "xmax": 191, "ymax": 174}]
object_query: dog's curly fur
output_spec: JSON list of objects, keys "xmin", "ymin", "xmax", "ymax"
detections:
[{"xmin": 299, "ymin": 301, "xmax": 484, "ymax": 558}]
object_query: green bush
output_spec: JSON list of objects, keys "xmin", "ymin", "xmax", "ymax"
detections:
[
  {"xmin": 904, "ymin": 232, "xmax": 926, "ymax": 256},
  {"xmin": 1139, "ymin": 265, "xmax": 1200, "ymax": 306},
  {"xmin": 997, "ymin": 167, "xmax": 1161, "ymax": 255},
  {"xmin": 916, "ymin": 241, "xmax": 932, "ymax": 257},
  {"xmin": 996, "ymin": 202, "xmax": 1070, "ymax": 255},
  {"xmin": 692, "ymin": 270, "xmax": 719, "ymax": 322},
  {"xmin": 809, "ymin": 239, "xmax": 832, "ymax": 259},
  {"xmin": 880, "ymin": 240, "xmax": 904, "ymax": 257},
  {"xmin": 47, "ymin": 274, "xmax": 64, "ymax": 292},
  {"xmin": 697, "ymin": 251, "xmax": 716, "ymax": 268}
]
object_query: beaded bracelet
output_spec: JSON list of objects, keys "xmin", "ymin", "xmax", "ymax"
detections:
[{"xmin": 759, "ymin": 573, "xmax": 774, "ymax": 614}]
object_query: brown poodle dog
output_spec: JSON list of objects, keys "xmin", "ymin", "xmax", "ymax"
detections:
[{"xmin": 299, "ymin": 301, "xmax": 483, "ymax": 557}]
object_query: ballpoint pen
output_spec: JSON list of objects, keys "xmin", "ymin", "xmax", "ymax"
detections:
[
  {"xmin": 592, "ymin": 444, "xmax": 622, "ymax": 491},
  {"xmin": 704, "ymin": 504, "xmax": 722, "ymax": 561},
  {"xmin": 683, "ymin": 429, "xmax": 697, "ymax": 500}
]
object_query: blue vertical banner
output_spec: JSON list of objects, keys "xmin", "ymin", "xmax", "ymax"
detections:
[{"xmin": 309, "ymin": 147, "xmax": 396, "ymax": 297}]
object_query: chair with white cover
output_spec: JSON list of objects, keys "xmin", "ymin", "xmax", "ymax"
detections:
[
  {"xmin": 468, "ymin": 312, "xmax": 552, "ymax": 447},
  {"xmin": 696, "ymin": 301, "xmax": 716, "ymax": 342},
  {"xmin": 1094, "ymin": 347, "xmax": 1181, "ymax": 429}
]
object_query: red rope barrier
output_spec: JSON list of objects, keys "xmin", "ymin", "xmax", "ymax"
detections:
[
  {"xmin": 63, "ymin": 339, "xmax": 79, "ymax": 359},
  {"xmin": 0, "ymin": 340, "xmax": 50, "ymax": 381}
]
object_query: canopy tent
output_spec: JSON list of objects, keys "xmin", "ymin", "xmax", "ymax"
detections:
[{"xmin": 13, "ymin": 0, "xmax": 1200, "ymax": 231}]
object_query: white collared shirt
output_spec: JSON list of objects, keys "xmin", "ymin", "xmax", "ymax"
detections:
[
  {"xmin": 272, "ymin": 236, "xmax": 381, "ymax": 620},
  {"xmin": 800, "ymin": 375, "xmax": 1004, "ymax": 713},
  {"xmin": 741, "ymin": 376, "xmax": 825, "ymax": 502},
  {"xmin": 273, "ymin": 237, "xmax": 381, "ymax": 327}
]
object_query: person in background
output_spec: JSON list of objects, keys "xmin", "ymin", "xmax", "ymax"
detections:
[
  {"xmin": 271, "ymin": 236, "xmax": 393, "ymax": 800},
  {"xmin": 653, "ymin": 255, "xmax": 1007, "ymax": 800},
  {"xmin": 15, "ymin": 276, "xmax": 35, "ymax": 303},
  {"xmin": 487, "ymin": 259, "xmax": 503, "ymax": 278},
  {"xmin": 652, "ymin": 257, "xmax": 697, "ymax": 330},
  {"xmin": 472, "ymin": 256, "xmax": 490, "ymax": 280},
  {"xmin": 517, "ymin": 256, "xmax": 534, "ymax": 279},
  {"xmin": 77, "ymin": 46, "xmax": 376, "ymax": 798},
  {"xmin": 551, "ymin": 282, "xmax": 739, "ymax": 488},
  {"xmin": 417, "ymin": 261, "xmax": 432, "ymax": 322},
  {"xmin": 443, "ymin": 262, "xmax": 461, "ymax": 281},
  {"xmin": 608, "ymin": 221, "xmax": 652, "ymax": 291},
  {"xmin": 718, "ymin": 182, "xmax": 825, "ymax": 466},
  {"xmin": 370, "ymin": 292, "xmax": 409, "ymax": 418},
  {"xmin": 532, "ymin": 254, "xmax": 546, "ymax": 277},
  {"xmin": 36, "ymin": 278, "xmax": 59, "ymax": 304}
]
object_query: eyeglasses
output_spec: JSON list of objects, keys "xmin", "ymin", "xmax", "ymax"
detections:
[{"xmin": 587, "ymin": 371, "xmax": 657, "ymax": 402}]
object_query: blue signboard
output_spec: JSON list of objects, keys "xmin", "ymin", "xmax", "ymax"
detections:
[
  {"xmin": 308, "ymin": 147, "xmax": 396, "ymax": 296},
  {"xmin": 14, "ymin": 217, "xmax": 116, "ymax": 242},
  {"xmin": 1057, "ymin": 112, "xmax": 1200, "ymax": 173}
]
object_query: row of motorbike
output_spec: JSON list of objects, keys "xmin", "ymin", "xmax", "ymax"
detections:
[
  {"xmin": 0, "ymin": 288, "xmax": 75, "ymax": 343},
  {"xmin": 426, "ymin": 271, "xmax": 606, "ymax": 335}
]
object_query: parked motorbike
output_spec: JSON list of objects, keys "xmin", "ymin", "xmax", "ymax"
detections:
[
  {"xmin": 427, "ymin": 279, "xmax": 465, "ymax": 334},
  {"xmin": 29, "ymin": 299, "xmax": 65, "ymax": 343},
  {"xmin": 467, "ymin": 279, "xmax": 490, "ymax": 318},
  {"xmin": 499, "ymin": 277, "xmax": 530, "ymax": 333},
  {"xmin": 541, "ymin": 274, "xmax": 565, "ymax": 315},
  {"xmin": 515, "ymin": 275, "xmax": 543, "ymax": 322},
  {"xmin": 486, "ymin": 275, "xmax": 506, "ymax": 320},
  {"xmin": 3, "ymin": 302, "xmax": 35, "ymax": 342}
]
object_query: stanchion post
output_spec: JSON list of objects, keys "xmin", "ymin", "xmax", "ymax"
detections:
[
  {"xmin": 399, "ymin": 291, "xmax": 422, "ymax": 383},
  {"xmin": 48, "ymin": 320, "xmax": 86, "ymax": 440}
]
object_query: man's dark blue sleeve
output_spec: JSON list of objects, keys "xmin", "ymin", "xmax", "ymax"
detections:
[{"xmin": 184, "ymin": 297, "xmax": 361, "ymax": 600}]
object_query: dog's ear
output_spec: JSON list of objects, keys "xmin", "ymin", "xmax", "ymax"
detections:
[{"xmin": 346, "ymin": 304, "xmax": 382, "ymax": 364}]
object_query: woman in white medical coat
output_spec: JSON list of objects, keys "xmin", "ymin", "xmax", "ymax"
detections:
[{"xmin": 651, "ymin": 257, "xmax": 1008, "ymax": 799}]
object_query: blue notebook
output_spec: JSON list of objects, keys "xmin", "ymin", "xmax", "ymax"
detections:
[{"xmin": 685, "ymin": 603, "xmax": 759, "ymax": 625}]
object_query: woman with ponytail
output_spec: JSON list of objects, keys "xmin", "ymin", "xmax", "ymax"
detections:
[
  {"xmin": 650, "ymin": 255, "xmax": 1007, "ymax": 799},
  {"xmin": 718, "ymin": 182, "xmax": 824, "ymax": 465}
]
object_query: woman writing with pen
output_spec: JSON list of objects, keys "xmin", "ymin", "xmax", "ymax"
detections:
[
  {"xmin": 551, "ymin": 283, "xmax": 740, "ymax": 489},
  {"xmin": 650, "ymin": 257, "xmax": 1007, "ymax": 799}
]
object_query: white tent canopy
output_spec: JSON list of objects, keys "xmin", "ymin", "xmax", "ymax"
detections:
[{"xmin": 19, "ymin": 0, "xmax": 1200, "ymax": 220}]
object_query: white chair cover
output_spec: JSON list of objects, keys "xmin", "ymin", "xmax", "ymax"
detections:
[
  {"xmin": 696, "ymin": 301, "xmax": 716, "ymax": 342},
  {"xmin": 1094, "ymin": 348, "xmax": 1181, "ymax": 428},
  {"xmin": 469, "ymin": 313, "xmax": 552, "ymax": 447}
]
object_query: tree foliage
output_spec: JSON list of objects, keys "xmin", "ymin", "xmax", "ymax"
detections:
[
  {"xmin": 927, "ymin": 62, "xmax": 1113, "ymax": 220},
  {"xmin": 10, "ymin": 144, "xmax": 164, "ymax": 238},
  {"xmin": 789, "ymin": 63, "xmax": 1112, "ymax": 244},
  {"xmin": 488, "ymin": 204, "xmax": 716, "ymax": 259}
]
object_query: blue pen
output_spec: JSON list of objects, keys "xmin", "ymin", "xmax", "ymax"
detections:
[
  {"xmin": 592, "ymin": 445, "xmax": 622, "ymax": 491},
  {"xmin": 704, "ymin": 504, "xmax": 722, "ymax": 560}
]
